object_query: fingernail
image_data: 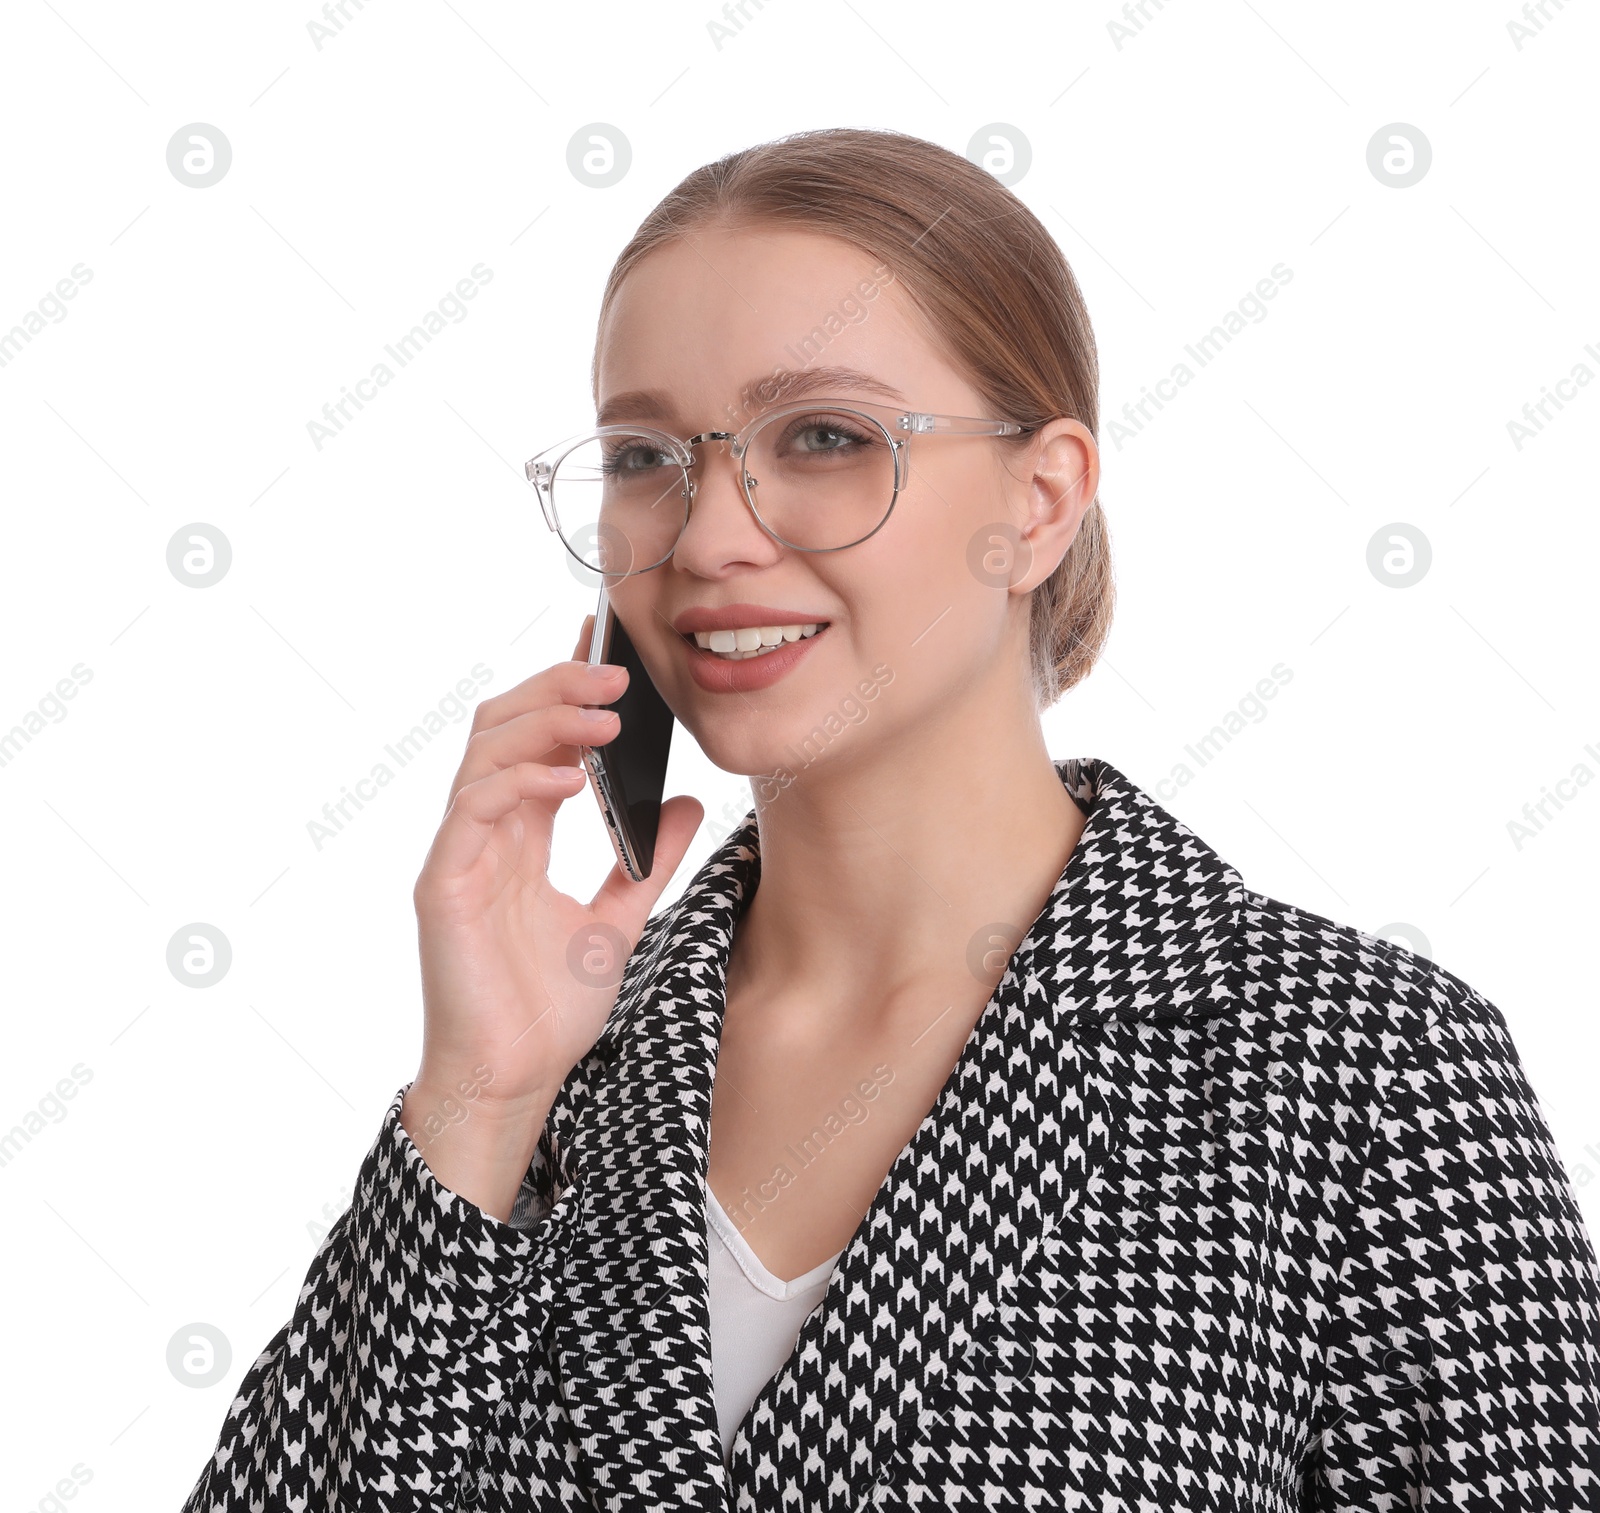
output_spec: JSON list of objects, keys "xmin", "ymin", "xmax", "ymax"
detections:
[
  {"xmin": 586, "ymin": 663, "xmax": 623, "ymax": 679},
  {"xmin": 580, "ymin": 706, "xmax": 615, "ymax": 721}
]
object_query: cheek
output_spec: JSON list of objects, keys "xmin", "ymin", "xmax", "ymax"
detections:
[
  {"xmin": 882, "ymin": 458, "xmax": 1020, "ymax": 606},
  {"xmin": 948, "ymin": 454, "xmax": 1036, "ymax": 596},
  {"xmin": 849, "ymin": 521, "xmax": 1003, "ymax": 681}
]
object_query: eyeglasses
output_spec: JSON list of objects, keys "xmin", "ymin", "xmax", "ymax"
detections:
[{"xmin": 523, "ymin": 396, "xmax": 1032, "ymax": 577}]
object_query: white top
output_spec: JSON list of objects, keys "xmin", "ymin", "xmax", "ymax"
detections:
[{"xmin": 705, "ymin": 1183, "xmax": 844, "ymax": 1464}]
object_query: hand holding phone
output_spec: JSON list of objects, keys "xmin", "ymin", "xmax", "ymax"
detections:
[{"xmin": 404, "ymin": 618, "xmax": 702, "ymax": 1213}]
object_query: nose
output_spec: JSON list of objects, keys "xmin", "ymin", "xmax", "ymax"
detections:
[{"xmin": 670, "ymin": 433, "xmax": 784, "ymax": 572}]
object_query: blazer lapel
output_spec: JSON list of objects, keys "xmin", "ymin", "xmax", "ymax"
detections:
[
  {"xmin": 551, "ymin": 756, "xmax": 1247, "ymax": 1513},
  {"xmin": 550, "ymin": 832, "xmax": 760, "ymax": 1511},
  {"xmin": 728, "ymin": 757, "xmax": 1249, "ymax": 1508}
]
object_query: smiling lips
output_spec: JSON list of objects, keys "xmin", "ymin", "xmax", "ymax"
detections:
[
  {"xmin": 690, "ymin": 622, "xmax": 826, "ymax": 661},
  {"xmin": 670, "ymin": 604, "xmax": 834, "ymax": 693},
  {"xmin": 672, "ymin": 603, "xmax": 832, "ymax": 662}
]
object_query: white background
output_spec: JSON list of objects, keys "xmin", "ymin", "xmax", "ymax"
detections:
[{"xmin": 1, "ymin": 0, "xmax": 1596, "ymax": 1504}]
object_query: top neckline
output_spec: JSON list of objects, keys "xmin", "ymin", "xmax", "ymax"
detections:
[{"xmin": 705, "ymin": 1183, "xmax": 845, "ymax": 1300}]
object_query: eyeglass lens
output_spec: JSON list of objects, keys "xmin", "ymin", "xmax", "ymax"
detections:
[{"xmin": 548, "ymin": 407, "xmax": 897, "ymax": 573}]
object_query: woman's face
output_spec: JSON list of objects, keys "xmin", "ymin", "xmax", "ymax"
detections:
[{"xmin": 593, "ymin": 224, "xmax": 1094, "ymax": 783}]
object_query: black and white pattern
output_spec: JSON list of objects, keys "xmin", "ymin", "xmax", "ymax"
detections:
[{"xmin": 180, "ymin": 756, "xmax": 1600, "ymax": 1510}]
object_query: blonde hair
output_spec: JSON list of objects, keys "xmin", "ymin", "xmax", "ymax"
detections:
[{"xmin": 593, "ymin": 126, "xmax": 1114, "ymax": 709}]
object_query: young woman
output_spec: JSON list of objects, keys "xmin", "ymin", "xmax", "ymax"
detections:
[{"xmin": 182, "ymin": 128, "xmax": 1600, "ymax": 1510}]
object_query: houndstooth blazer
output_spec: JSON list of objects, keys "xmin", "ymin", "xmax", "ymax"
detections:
[{"xmin": 180, "ymin": 756, "xmax": 1600, "ymax": 1511}]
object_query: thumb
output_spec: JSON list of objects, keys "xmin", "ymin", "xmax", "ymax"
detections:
[{"xmin": 591, "ymin": 793, "xmax": 706, "ymax": 939}]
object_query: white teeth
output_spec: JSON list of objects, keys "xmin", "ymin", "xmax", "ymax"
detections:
[{"xmin": 691, "ymin": 623, "xmax": 825, "ymax": 660}]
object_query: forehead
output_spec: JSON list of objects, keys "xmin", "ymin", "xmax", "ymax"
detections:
[{"xmin": 594, "ymin": 225, "xmax": 944, "ymax": 422}]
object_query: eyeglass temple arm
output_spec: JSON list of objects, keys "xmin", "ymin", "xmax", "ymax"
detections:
[{"xmin": 894, "ymin": 412, "xmax": 1029, "ymax": 436}]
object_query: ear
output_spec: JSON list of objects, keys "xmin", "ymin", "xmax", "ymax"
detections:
[{"xmin": 1009, "ymin": 417, "xmax": 1100, "ymax": 596}]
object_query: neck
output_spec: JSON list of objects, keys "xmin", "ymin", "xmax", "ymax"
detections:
[{"xmin": 723, "ymin": 690, "xmax": 1087, "ymax": 1028}]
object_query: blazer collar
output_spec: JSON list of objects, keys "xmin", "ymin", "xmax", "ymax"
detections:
[{"xmin": 549, "ymin": 756, "xmax": 1248, "ymax": 1511}]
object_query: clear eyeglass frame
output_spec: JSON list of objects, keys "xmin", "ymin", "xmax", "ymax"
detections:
[{"xmin": 523, "ymin": 395, "xmax": 1034, "ymax": 577}]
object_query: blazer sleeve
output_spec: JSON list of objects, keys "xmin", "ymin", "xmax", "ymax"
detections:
[
  {"xmin": 1307, "ymin": 980, "xmax": 1600, "ymax": 1508},
  {"xmin": 178, "ymin": 1081, "xmax": 582, "ymax": 1513}
]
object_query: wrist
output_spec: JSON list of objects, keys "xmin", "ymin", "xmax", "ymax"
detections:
[
  {"xmin": 401, "ymin": 1072, "xmax": 558, "ymax": 1223},
  {"xmin": 410, "ymin": 1058, "xmax": 558, "ymax": 1119},
  {"xmin": 405, "ymin": 1067, "xmax": 553, "ymax": 1142}
]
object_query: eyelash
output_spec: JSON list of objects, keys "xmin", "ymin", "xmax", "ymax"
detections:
[
  {"xmin": 600, "ymin": 443, "xmax": 671, "ymax": 475},
  {"xmin": 778, "ymin": 416, "xmax": 875, "ymax": 453}
]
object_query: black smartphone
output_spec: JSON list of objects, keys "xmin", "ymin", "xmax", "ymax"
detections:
[{"xmin": 581, "ymin": 585, "xmax": 675, "ymax": 881}]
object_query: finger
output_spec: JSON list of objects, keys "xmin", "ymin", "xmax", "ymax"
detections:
[
  {"xmin": 588, "ymin": 793, "xmax": 706, "ymax": 940},
  {"xmin": 451, "ymin": 701, "xmax": 620, "ymax": 797},
  {"xmin": 427, "ymin": 761, "xmax": 588, "ymax": 879},
  {"xmin": 469, "ymin": 654, "xmax": 628, "ymax": 743}
]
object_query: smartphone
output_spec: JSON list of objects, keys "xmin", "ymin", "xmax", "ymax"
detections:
[{"xmin": 581, "ymin": 585, "xmax": 675, "ymax": 881}]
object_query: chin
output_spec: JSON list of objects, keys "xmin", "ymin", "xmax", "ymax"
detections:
[
  {"xmin": 686, "ymin": 722, "xmax": 802, "ymax": 780},
  {"xmin": 675, "ymin": 651, "xmax": 898, "ymax": 784}
]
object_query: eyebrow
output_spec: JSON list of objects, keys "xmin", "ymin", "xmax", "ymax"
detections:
[{"xmin": 595, "ymin": 366, "xmax": 907, "ymax": 428}]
